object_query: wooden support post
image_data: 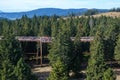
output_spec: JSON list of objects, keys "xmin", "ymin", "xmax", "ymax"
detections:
[
  {"xmin": 40, "ymin": 41, "xmax": 42, "ymax": 66},
  {"xmin": 36, "ymin": 41, "xmax": 39, "ymax": 64}
]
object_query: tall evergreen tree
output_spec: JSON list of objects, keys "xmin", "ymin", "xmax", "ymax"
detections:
[
  {"xmin": 103, "ymin": 20, "xmax": 120, "ymax": 61},
  {"xmin": 83, "ymin": 17, "xmax": 90, "ymax": 36},
  {"xmin": 0, "ymin": 34, "xmax": 21, "ymax": 79},
  {"xmin": 0, "ymin": 31, "xmax": 37, "ymax": 80},
  {"xmin": 86, "ymin": 30, "xmax": 116, "ymax": 80},
  {"xmin": 114, "ymin": 34, "xmax": 120, "ymax": 63},
  {"xmin": 48, "ymin": 23, "xmax": 73, "ymax": 80},
  {"xmin": 70, "ymin": 24, "xmax": 83, "ymax": 75},
  {"xmin": 0, "ymin": 60, "xmax": 15, "ymax": 80},
  {"xmin": 0, "ymin": 33, "xmax": 22, "ymax": 65},
  {"xmin": 14, "ymin": 58, "xmax": 37, "ymax": 80},
  {"xmin": 47, "ymin": 58, "xmax": 68, "ymax": 80}
]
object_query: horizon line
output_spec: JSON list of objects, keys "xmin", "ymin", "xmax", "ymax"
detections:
[{"xmin": 0, "ymin": 7, "xmax": 112, "ymax": 13}]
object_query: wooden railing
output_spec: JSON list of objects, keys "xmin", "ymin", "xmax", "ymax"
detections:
[{"xmin": 0, "ymin": 36, "xmax": 94, "ymax": 42}]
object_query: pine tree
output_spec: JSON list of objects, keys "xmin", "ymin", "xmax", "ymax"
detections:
[
  {"xmin": 0, "ymin": 31, "xmax": 37, "ymax": 80},
  {"xmin": 114, "ymin": 34, "xmax": 120, "ymax": 63},
  {"xmin": 47, "ymin": 58, "xmax": 68, "ymax": 80},
  {"xmin": 103, "ymin": 68, "xmax": 116, "ymax": 80},
  {"xmin": 86, "ymin": 30, "xmax": 116, "ymax": 80},
  {"xmin": 103, "ymin": 20, "xmax": 119, "ymax": 61},
  {"xmin": 0, "ymin": 33, "xmax": 22, "ymax": 80},
  {"xmin": 14, "ymin": 58, "xmax": 37, "ymax": 80},
  {"xmin": 48, "ymin": 23, "xmax": 72, "ymax": 80},
  {"xmin": 0, "ymin": 60, "xmax": 15, "ymax": 80},
  {"xmin": 0, "ymin": 32, "xmax": 22, "ymax": 65},
  {"xmin": 83, "ymin": 17, "xmax": 90, "ymax": 36},
  {"xmin": 70, "ymin": 24, "xmax": 83, "ymax": 75}
]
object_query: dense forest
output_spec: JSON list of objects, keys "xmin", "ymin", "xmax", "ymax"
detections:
[{"xmin": 0, "ymin": 14, "xmax": 120, "ymax": 80}]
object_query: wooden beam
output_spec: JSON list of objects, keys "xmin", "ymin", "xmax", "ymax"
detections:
[
  {"xmin": 0, "ymin": 36, "xmax": 94, "ymax": 42},
  {"xmin": 36, "ymin": 41, "xmax": 39, "ymax": 64},
  {"xmin": 40, "ymin": 41, "xmax": 42, "ymax": 66}
]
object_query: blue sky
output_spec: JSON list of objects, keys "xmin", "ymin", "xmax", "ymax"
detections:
[{"xmin": 0, "ymin": 0, "xmax": 120, "ymax": 12}]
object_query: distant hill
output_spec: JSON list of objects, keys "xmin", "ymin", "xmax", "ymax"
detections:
[
  {"xmin": 0, "ymin": 8, "xmax": 109, "ymax": 19},
  {"xmin": 92, "ymin": 12, "xmax": 120, "ymax": 17}
]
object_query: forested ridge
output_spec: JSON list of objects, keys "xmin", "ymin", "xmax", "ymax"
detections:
[
  {"xmin": 0, "ymin": 14, "xmax": 120, "ymax": 80},
  {"xmin": 0, "ymin": 8, "xmax": 109, "ymax": 19}
]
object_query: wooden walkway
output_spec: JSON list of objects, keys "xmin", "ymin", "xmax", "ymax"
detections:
[
  {"xmin": 0, "ymin": 36, "xmax": 94, "ymax": 66},
  {"xmin": 16, "ymin": 36, "xmax": 94, "ymax": 42}
]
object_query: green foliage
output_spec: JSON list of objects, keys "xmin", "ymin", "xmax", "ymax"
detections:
[
  {"xmin": 0, "ymin": 34, "xmax": 22, "ymax": 65},
  {"xmin": 48, "ymin": 58, "xmax": 69, "ymax": 80},
  {"xmin": 103, "ymin": 68, "xmax": 116, "ymax": 80},
  {"xmin": 71, "ymin": 24, "xmax": 83, "ymax": 73},
  {"xmin": 83, "ymin": 17, "xmax": 90, "ymax": 36},
  {"xmin": 49, "ymin": 22, "xmax": 73, "ymax": 65},
  {"xmin": 0, "ymin": 60, "xmax": 15, "ymax": 80},
  {"xmin": 0, "ymin": 34, "xmax": 37, "ymax": 80},
  {"xmin": 0, "ymin": 35, "xmax": 20, "ymax": 80},
  {"xmin": 86, "ymin": 30, "xmax": 116, "ymax": 80},
  {"xmin": 0, "ymin": 14, "xmax": 120, "ymax": 39},
  {"xmin": 14, "ymin": 58, "xmax": 37, "ymax": 80},
  {"xmin": 48, "ymin": 22, "xmax": 73, "ymax": 79},
  {"xmin": 84, "ymin": 9, "xmax": 99, "ymax": 16},
  {"xmin": 114, "ymin": 34, "xmax": 120, "ymax": 63},
  {"xmin": 0, "ymin": 14, "xmax": 120, "ymax": 80},
  {"xmin": 103, "ymin": 20, "xmax": 120, "ymax": 61}
]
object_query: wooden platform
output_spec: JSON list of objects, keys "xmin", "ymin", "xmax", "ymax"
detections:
[{"xmin": 0, "ymin": 36, "xmax": 94, "ymax": 66}]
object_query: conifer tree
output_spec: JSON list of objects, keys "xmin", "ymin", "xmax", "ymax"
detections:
[
  {"xmin": 86, "ymin": 30, "xmax": 116, "ymax": 80},
  {"xmin": 14, "ymin": 58, "xmax": 37, "ymax": 80},
  {"xmin": 103, "ymin": 21, "xmax": 119, "ymax": 61},
  {"xmin": 47, "ymin": 58, "xmax": 68, "ymax": 80},
  {"xmin": 0, "ymin": 60, "xmax": 15, "ymax": 80},
  {"xmin": 83, "ymin": 17, "xmax": 90, "ymax": 36},
  {"xmin": 0, "ymin": 31, "xmax": 37, "ymax": 80},
  {"xmin": 114, "ymin": 34, "xmax": 120, "ymax": 63},
  {"xmin": 0, "ymin": 30, "xmax": 22, "ymax": 65},
  {"xmin": 48, "ymin": 23, "xmax": 72, "ymax": 80},
  {"xmin": 0, "ymin": 33, "xmax": 22, "ymax": 80},
  {"xmin": 71, "ymin": 24, "xmax": 83, "ymax": 75}
]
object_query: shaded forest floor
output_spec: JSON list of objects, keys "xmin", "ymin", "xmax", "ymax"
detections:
[
  {"xmin": 32, "ymin": 65, "xmax": 120, "ymax": 80},
  {"xmin": 114, "ymin": 69, "xmax": 120, "ymax": 80},
  {"xmin": 32, "ymin": 65, "xmax": 51, "ymax": 80}
]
